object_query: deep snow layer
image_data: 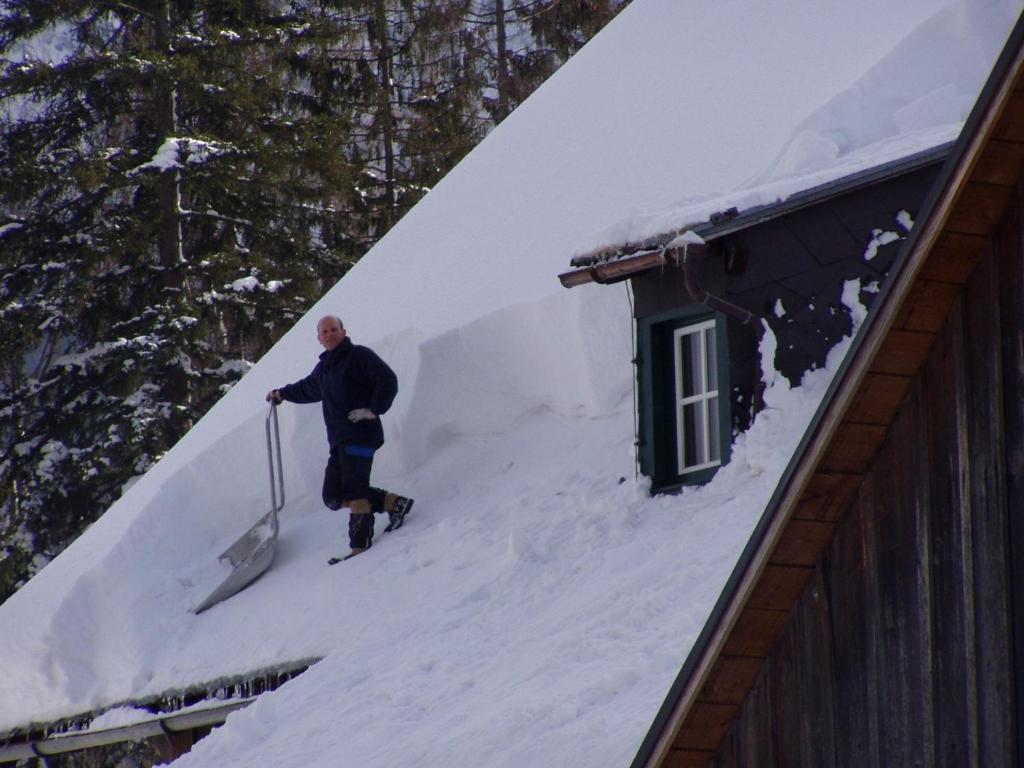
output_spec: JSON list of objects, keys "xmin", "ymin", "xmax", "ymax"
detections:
[
  {"xmin": 168, "ymin": 323, "xmax": 849, "ymax": 768},
  {"xmin": 1, "ymin": 0, "xmax": 1021, "ymax": 766}
]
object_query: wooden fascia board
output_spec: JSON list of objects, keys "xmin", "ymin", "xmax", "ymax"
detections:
[{"xmin": 635, "ymin": 16, "xmax": 1024, "ymax": 768}]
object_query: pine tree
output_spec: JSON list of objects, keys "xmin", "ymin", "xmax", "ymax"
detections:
[
  {"xmin": 0, "ymin": 0, "xmax": 355, "ymax": 599},
  {"xmin": 398, "ymin": 0, "xmax": 491, "ymax": 191},
  {"xmin": 468, "ymin": 0, "xmax": 627, "ymax": 124}
]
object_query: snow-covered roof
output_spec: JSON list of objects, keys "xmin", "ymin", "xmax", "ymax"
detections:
[
  {"xmin": 1, "ymin": 0, "xmax": 1020, "ymax": 766},
  {"xmin": 559, "ymin": 140, "xmax": 953, "ymax": 288}
]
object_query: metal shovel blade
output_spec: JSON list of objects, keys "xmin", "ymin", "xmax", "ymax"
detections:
[
  {"xmin": 192, "ymin": 404, "xmax": 286, "ymax": 614},
  {"xmin": 193, "ymin": 508, "xmax": 279, "ymax": 614}
]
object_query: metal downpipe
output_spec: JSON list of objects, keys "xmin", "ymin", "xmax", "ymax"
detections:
[{"xmin": 680, "ymin": 244, "xmax": 757, "ymax": 325}]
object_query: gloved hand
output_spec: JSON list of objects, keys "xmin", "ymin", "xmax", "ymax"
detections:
[
  {"xmin": 348, "ymin": 408, "xmax": 376, "ymax": 423},
  {"xmin": 266, "ymin": 389, "xmax": 283, "ymax": 404}
]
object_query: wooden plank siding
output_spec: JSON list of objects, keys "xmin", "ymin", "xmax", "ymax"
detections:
[
  {"xmin": 646, "ymin": 29, "xmax": 1024, "ymax": 768},
  {"xmin": 703, "ymin": 193, "xmax": 1019, "ymax": 767},
  {"xmin": 963, "ymin": 242, "xmax": 1015, "ymax": 764},
  {"xmin": 997, "ymin": 185, "xmax": 1024, "ymax": 768}
]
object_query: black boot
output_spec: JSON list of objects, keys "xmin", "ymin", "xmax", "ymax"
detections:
[{"xmin": 384, "ymin": 496, "xmax": 414, "ymax": 532}]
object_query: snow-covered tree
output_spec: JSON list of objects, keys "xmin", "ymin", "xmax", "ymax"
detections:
[
  {"xmin": 0, "ymin": 1, "xmax": 346, "ymax": 598},
  {"xmin": 467, "ymin": 0, "xmax": 627, "ymax": 124}
]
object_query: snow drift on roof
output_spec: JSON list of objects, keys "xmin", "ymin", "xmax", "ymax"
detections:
[{"xmin": 577, "ymin": 0, "xmax": 1022, "ymax": 258}]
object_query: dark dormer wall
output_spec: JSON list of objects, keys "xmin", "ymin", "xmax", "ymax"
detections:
[{"xmin": 630, "ymin": 162, "xmax": 944, "ymax": 437}]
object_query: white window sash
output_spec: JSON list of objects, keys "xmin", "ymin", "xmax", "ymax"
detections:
[{"xmin": 673, "ymin": 320, "xmax": 721, "ymax": 475}]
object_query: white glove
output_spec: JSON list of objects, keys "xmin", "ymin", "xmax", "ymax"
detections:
[{"xmin": 348, "ymin": 408, "xmax": 376, "ymax": 423}]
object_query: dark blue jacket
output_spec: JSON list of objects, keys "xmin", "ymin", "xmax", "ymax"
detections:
[{"xmin": 279, "ymin": 337, "xmax": 398, "ymax": 449}]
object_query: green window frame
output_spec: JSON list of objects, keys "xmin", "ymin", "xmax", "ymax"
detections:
[{"xmin": 637, "ymin": 307, "xmax": 731, "ymax": 492}]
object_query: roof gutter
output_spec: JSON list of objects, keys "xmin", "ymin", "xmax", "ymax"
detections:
[
  {"xmin": 0, "ymin": 658, "xmax": 318, "ymax": 765},
  {"xmin": 0, "ymin": 698, "xmax": 252, "ymax": 763},
  {"xmin": 679, "ymin": 244, "xmax": 757, "ymax": 325},
  {"xmin": 558, "ymin": 248, "xmax": 667, "ymax": 287}
]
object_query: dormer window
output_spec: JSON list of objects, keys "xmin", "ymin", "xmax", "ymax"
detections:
[{"xmin": 638, "ymin": 308, "xmax": 731, "ymax": 491}]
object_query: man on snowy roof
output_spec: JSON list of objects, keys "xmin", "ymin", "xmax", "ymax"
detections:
[{"xmin": 267, "ymin": 315, "xmax": 413, "ymax": 562}]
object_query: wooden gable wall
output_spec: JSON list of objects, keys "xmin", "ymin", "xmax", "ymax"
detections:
[{"xmin": 710, "ymin": 184, "xmax": 1023, "ymax": 766}]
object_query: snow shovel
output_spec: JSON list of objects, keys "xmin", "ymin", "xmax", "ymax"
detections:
[{"xmin": 193, "ymin": 403, "xmax": 285, "ymax": 614}]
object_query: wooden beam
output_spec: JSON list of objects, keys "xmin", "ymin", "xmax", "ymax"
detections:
[
  {"xmin": 662, "ymin": 748, "xmax": 717, "ymax": 768},
  {"xmin": 870, "ymin": 329, "xmax": 936, "ymax": 376},
  {"xmin": 770, "ymin": 519, "xmax": 838, "ymax": 567},
  {"xmin": 921, "ymin": 231, "xmax": 986, "ymax": 283},
  {"xmin": 893, "ymin": 279, "xmax": 964, "ymax": 333},
  {"xmin": 845, "ymin": 372, "xmax": 913, "ymax": 425},
  {"xmin": 792, "ymin": 471, "xmax": 862, "ymax": 522},
  {"xmin": 994, "ymin": 88, "xmax": 1024, "ymax": 142},
  {"xmin": 818, "ymin": 422, "xmax": 888, "ymax": 474},
  {"xmin": 674, "ymin": 702, "xmax": 738, "ymax": 752},
  {"xmin": 746, "ymin": 565, "xmax": 814, "ymax": 612},
  {"xmin": 972, "ymin": 138, "xmax": 1024, "ymax": 185},
  {"xmin": 944, "ymin": 180, "xmax": 1013, "ymax": 236},
  {"xmin": 698, "ymin": 655, "xmax": 764, "ymax": 705},
  {"xmin": 721, "ymin": 607, "xmax": 791, "ymax": 657}
]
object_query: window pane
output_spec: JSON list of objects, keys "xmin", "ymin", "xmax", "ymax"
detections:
[
  {"xmin": 671, "ymin": 319, "xmax": 724, "ymax": 477},
  {"xmin": 679, "ymin": 331, "xmax": 703, "ymax": 398},
  {"xmin": 705, "ymin": 328, "xmax": 718, "ymax": 391},
  {"xmin": 681, "ymin": 402, "xmax": 706, "ymax": 467},
  {"xmin": 708, "ymin": 396, "xmax": 721, "ymax": 462}
]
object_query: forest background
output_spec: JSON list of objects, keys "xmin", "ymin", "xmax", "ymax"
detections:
[{"xmin": 0, "ymin": 0, "xmax": 627, "ymax": 602}]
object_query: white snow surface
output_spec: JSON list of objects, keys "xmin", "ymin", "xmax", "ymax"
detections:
[{"xmin": 1, "ymin": 0, "xmax": 1020, "ymax": 765}]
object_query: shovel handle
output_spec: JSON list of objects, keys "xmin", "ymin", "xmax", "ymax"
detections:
[{"xmin": 266, "ymin": 403, "xmax": 285, "ymax": 513}]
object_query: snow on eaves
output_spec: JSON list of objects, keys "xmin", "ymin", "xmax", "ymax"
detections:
[
  {"xmin": 573, "ymin": 0, "xmax": 1020, "ymax": 265},
  {"xmin": 568, "ymin": 130, "xmax": 954, "ymax": 272},
  {"xmin": 574, "ymin": 125, "xmax": 958, "ymax": 267}
]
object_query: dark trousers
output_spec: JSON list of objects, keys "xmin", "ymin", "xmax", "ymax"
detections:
[{"xmin": 321, "ymin": 444, "xmax": 389, "ymax": 549}]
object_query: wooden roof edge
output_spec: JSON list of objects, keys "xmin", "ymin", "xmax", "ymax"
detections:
[{"xmin": 630, "ymin": 12, "xmax": 1024, "ymax": 768}]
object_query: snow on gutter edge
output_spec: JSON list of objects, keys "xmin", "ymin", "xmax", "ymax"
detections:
[
  {"xmin": 0, "ymin": 698, "xmax": 249, "ymax": 762},
  {"xmin": 0, "ymin": 659, "xmax": 320, "ymax": 764}
]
